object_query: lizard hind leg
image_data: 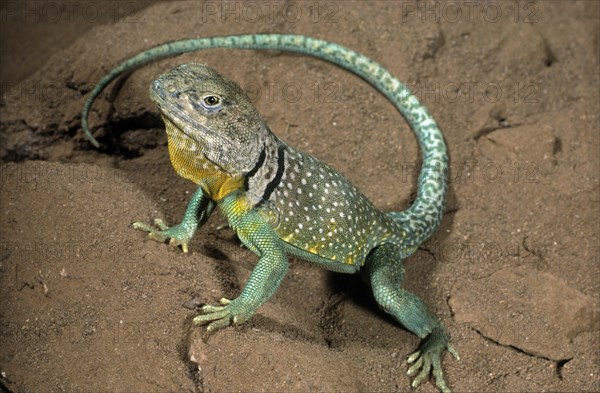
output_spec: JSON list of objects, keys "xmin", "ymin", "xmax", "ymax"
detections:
[{"xmin": 364, "ymin": 244, "xmax": 458, "ymax": 393}]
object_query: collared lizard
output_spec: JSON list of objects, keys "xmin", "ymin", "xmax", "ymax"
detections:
[{"xmin": 81, "ymin": 34, "xmax": 459, "ymax": 392}]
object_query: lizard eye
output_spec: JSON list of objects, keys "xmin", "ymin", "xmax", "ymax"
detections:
[{"xmin": 202, "ymin": 95, "xmax": 221, "ymax": 108}]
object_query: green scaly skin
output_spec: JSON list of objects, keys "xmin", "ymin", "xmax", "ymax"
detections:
[{"xmin": 82, "ymin": 34, "xmax": 459, "ymax": 392}]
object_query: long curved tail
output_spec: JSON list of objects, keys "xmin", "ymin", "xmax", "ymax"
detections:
[{"xmin": 81, "ymin": 34, "xmax": 448, "ymax": 244}]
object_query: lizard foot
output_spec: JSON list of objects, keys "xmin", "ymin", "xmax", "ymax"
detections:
[
  {"xmin": 407, "ymin": 327, "xmax": 460, "ymax": 393},
  {"xmin": 132, "ymin": 218, "xmax": 193, "ymax": 253},
  {"xmin": 193, "ymin": 297, "xmax": 255, "ymax": 332}
]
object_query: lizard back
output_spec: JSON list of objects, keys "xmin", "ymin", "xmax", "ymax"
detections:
[{"xmin": 249, "ymin": 143, "xmax": 401, "ymax": 266}]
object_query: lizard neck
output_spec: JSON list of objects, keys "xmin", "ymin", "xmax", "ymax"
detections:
[{"xmin": 165, "ymin": 118, "xmax": 244, "ymax": 201}]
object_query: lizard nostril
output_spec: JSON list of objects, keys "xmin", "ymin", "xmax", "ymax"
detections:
[
  {"xmin": 151, "ymin": 79, "xmax": 166, "ymax": 99},
  {"xmin": 151, "ymin": 78, "xmax": 182, "ymax": 100}
]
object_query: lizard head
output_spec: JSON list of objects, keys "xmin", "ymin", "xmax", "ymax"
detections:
[{"xmin": 150, "ymin": 63, "xmax": 272, "ymax": 178}]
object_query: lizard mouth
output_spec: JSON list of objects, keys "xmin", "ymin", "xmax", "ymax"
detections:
[
  {"xmin": 150, "ymin": 79, "xmax": 196, "ymax": 140},
  {"xmin": 150, "ymin": 78, "xmax": 215, "ymax": 147}
]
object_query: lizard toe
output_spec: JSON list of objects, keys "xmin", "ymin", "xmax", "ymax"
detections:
[
  {"xmin": 133, "ymin": 218, "xmax": 194, "ymax": 252},
  {"xmin": 193, "ymin": 297, "xmax": 256, "ymax": 331}
]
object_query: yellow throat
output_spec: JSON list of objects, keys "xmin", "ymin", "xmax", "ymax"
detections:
[{"xmin": 163, "ymin": 117, "xmax": 244, "ymax": 201}]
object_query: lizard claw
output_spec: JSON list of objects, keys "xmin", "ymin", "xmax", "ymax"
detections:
[
  {"xmin": 215, "ymin": 222, "xmax": 230, "ymax": 231},
  {"xmin": 132, "ymin": 218, "xmax": 192, "ymax": 253},
  {"xmin": 193, "ymin": 297, "xmax": 254, "ymax": 332},
  {"xmin": 406, "ymin": 328, "xmax": 459, "ymax": 393}
]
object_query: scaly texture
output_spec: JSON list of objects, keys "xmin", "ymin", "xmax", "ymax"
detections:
[{"xmin": 82, "ymin": 34, "xmax": 457, "ymax": 392}]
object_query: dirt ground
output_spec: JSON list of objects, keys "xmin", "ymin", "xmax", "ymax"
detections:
[{"xmin": 1, "ymin": 1, "xmax": 599, "ymax": 392}]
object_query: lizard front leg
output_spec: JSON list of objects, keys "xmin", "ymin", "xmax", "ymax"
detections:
[
  {"xmin": 133, "ymin": 186, "xmax": 215, "ymax": 253},
  {"xmin": 194, "ymin": 192, "xmax": 288, "ymax": 331}
]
